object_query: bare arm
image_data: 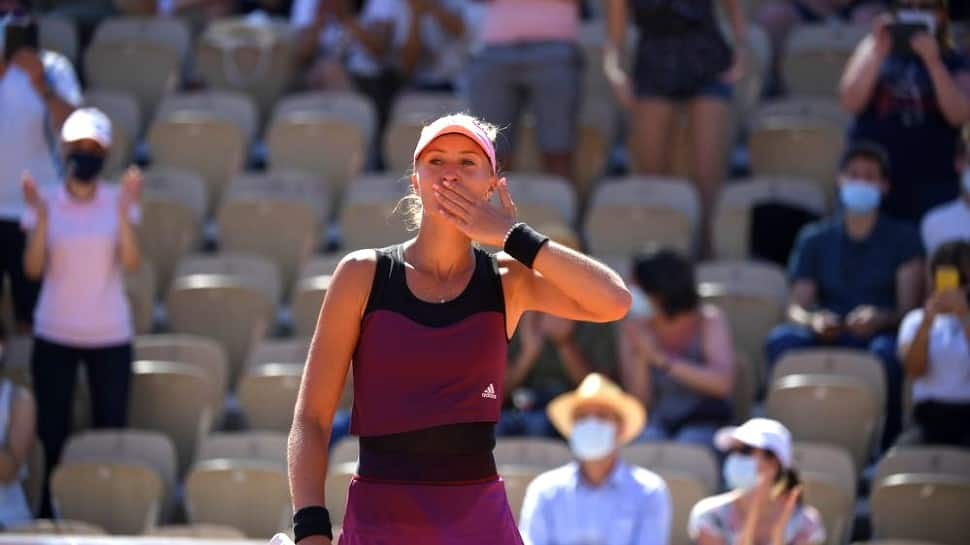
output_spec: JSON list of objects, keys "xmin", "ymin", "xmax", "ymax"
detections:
[
  {"xmin": 554, "ymin": 337, "xmax": 593, "ymax": 386},
  {"xmin": 722, "ymin": 0, "xmax": 747, "ymax": 41},
  {"xmin": 662, "ymin": 307, "xmax": 735, "ymax": 400},
  {"xmin": 618, "ymin": 320, "xmax": 652, "ymax": 408},
  {"xmin": 893, "ymin": 258, "xmax": 925, "ymax": 326},
  {"xmin": 840, "ymin": 19, "xmax": 891, "ymax": 114},
  {"xmin": 787, "ymin": 280, "xmax": 819, "ymax": 326},
  {"xmin": 924, "ymin": 62, "xmax": 970, "ymax": 126},
  {"xmin": 900, "ymin": 311, "xmax": 933, "ymax": 379},
  {"xmin": 0, "ymin": 387, "xmax": 35, "ymax": 483},
  {"xmin": 603, "ymin": 0, "xmax": 629, "ymax": 87}
]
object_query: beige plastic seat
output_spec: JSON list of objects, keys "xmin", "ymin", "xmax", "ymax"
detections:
[
  {"xmin": 135, "ymin": 333, "xmax": 230, "ymax": 406},
  {"xmin": 238, "ymin": 364, "xmax": 303, "ymax": 432},
  {"xmin": 39, "ymin": 16, "xmax": 79, "ymax": 64},
  {"xmin": 185, "ymin": 459, "xmax": 291, "ymax": 539},
  {"xmin": 697, "ymin": 260, "xmax": 788, "ymax": 386},
  {"xmin": 748, "ymin": 109, "xmax": 846, "ymax": 200},
  {"xmin": 339, "ymin": 174, "xmax": 412, "ymax": 250},
  {"xmin": 655, "ymin": 471, "xmax": 710, "ymax": 545},
  {"xmin": 733, "ymin": 350, "xmax": 757, "ymax": 424},
  {"xmin": 24, "ymin": 440, "xmax": 44, "ymax": 516},
  {"xmin": 174, "ymin": 253, "xmax": 282, "ymax": 301},
  {"xmin": 327, "ymin": 461, "xmax": 357, "ymax": 526},
  {"xmin": 754, "ymin": 97, "xmax": 852, "ymax": 126},
  {"xmin": 502, "ymin": 173, "xmax": 578, "ymax": 227},
  {"xmin": 93, "ymin": 16, "xmax": 192, "ymax": 60},
  {"xmin": 50, "ymin": 461, "xmax": 164, "ymax": 535},
  {"xmin": 500, "ymin": 465, "xmax": 545, "ymax": 523},
  {"xmin": 493, "ymin": 438, "xmax": 573, "ymax": 469},
  {"xmin": 331, "ymin": 437, "xmax": 359, "ymax": 465},
  {"xmin": 383, "ymin": 92, "xmax": 470, "ymax": 174},
  {"xmin": 874, "ymin": 446, "xmax": 970, "ymax": 485},
  {"xmin": 83, "ymin": 90, "xmax": 140, "ymax": 175},
  {"xmin": 272, "ymin": 91, "xmax": 377, "ymax": 144},
  {"xmin": 196, "ymin": 431, "xmax": 288, "ymax": 467},
  {"xmin": 291, "ymin": 273, "xmax": 330, "ymax": 337},
  {"xmin": 61, "ymin": 430, "xmax": 177, "ymax": 522},
  {"xmin": 5, "ymin": 519, "xmax": 107, "ymax": 535},
  {"xmin": 712, "ymin": 177, "xmax": 828, "ymax": 259},
  {"xmin": 125, "ymin": 261, "xmax": 156, "ymax": 335},
  {"xmin": 792, "ymin": 442, "xmax": 857, "ymax": 500},
  {"xmin": 155, "ymin": 90, "xmax": 259, "ymax": 144},
  {"xmin": 148, "ymin": 523, "xmax": 247, "ymax": 539},
  {"xmin": 224, "ymin": 170, "xmax": 331, "ymax": 224},
  {"xmin": 585, "ymin": 177, "xmax": 700, "ymax": 256},
  {"xmin": 623, "ymin": 441, "xmax": 719, "ymax": 493},
  {"xmin": 766, "ymin": 374, "xmax": 880, "ymax": 471},
  {"xmin": 247, "ymin": 337, "xmax": 311, "ymax": 369},
  {"xmin": 84, "ymin": 41, "xmax": 180, "ymax": 130},
  {"xmin": 772, "ymin": 348, "xmax": 887, "ymax": 413},
  {"xmin": 802, "ymin": 471, "xmax": 856, "ymax": 545},
  {"xmin": 851, "ymin": 541, "xmax": 947, "ymax": 545},
  {"xmin": 301, "ymin": 254, "xmax": 345, "ymax": 277},
  {"xmin": 128, "ymin": 360, "xmax": 218, "ymax": 475},
  {"xmin": 783, "ymin": 23, "xmax": 868, "ymax": 98},
  {"xmin": 147, "ymin": 112, "xmax": 247, "ymax": 212},
  {"xmin": 870, "ymin": 474, "xmax": 970, "ymax": 545}
]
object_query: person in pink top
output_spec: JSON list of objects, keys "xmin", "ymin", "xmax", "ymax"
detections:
[{"xmin": 20, "ymin": 107, "xmax": 142, "ymax": 516}]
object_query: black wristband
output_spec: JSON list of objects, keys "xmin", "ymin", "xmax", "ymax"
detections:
[
  {"xmin": 503, "ymin": 223, "xmax": 550, "ymax": 269},
  {"xmin": 293, "ymin": 506, "xmax": 333, "ymax": 542}
]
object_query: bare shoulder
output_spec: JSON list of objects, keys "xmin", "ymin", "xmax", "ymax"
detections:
[{"xmin": 326, "ymin": 249, "xmax": 380, "ymax": 310}]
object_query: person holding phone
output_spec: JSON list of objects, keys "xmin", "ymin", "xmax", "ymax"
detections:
[
  {"xmin": 0, "ymin": 0, "xmax": 80, "ymax": 339},
  {"xmin": 841, "ymin": 0, "xmax": 970, "ymax": 223},
  {"xmin": 897, "ymin": 240, "xmax": 970, "ymax": 447}
]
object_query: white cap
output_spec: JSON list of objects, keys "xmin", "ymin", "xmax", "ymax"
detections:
[
  {"xmin": 715, "ymin": 418, "xmax": 793, "ymax": 468},
  {"xmin": 61, "ymin": 107, "xmax": 112, "ymax": 148}
]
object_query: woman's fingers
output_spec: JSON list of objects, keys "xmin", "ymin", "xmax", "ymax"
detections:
[
  {"xmin": 435, "ymin": 188, "xmax": 472, "ymax": 219},
  {"xmin": 439, "ymin": 180, "xmax": 478, "ymax": 204},
  {"xmin": 497, "ymin": 178, "xmax": 516, "ymax": 215}
]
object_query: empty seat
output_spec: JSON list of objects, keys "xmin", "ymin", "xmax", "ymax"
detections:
[
  {"xmin": 773, "ymin": 348, "xmax": 887, "ymax": 412},
  {"xmin": 238, "ymin": 364, "xmax": 303, "ymax": 432},
  {"xmin": 5, "ymin": 519, "xmax": 107, "ymax": 535},
  {"xmin": 83, "ymin": 90, "xmax": 140, "ymax": 175},
  {"xmin": 383, "ymin": 92, "xmax": 470, "ymax": 174},
  {"xmin": 196, "ymin": 431, "xmax": 288, "ymax": 467},
  {"xmin": 870, "ymin": 474, "xmax": 970, "ymax": 545},
  {"xmin": 338, "ymin": 174, "xmax": 411, "ymax": 250},
  {"xmin": 584, "ymin": 177, "xmax": 700, "ymax": 256},
  {"xmin": 185, "ymin": 459, "xmax": 291, "ymax": 539},
  {"xmin": 754, "ymin": 97, "xmax": 852, "ymax": 126},
  {"xmin": 502, "ymin": 173, "xmax": 578, "ymax": 227},
  {"xmin": 326, "ymin": 461, "xmax": 357, "ymax": 527},
  {"xmin": 330, "ymin": 437, "xmax": 359, "ymax": 465},
  {"xmin": 733, "ymin": 350, "xmax": 757, "ymax": 424},
  {"xmin": 50, "ymin": 461, "xmax": 164, "ymax": 535},
  {"xmin": 92, "ymin": 16, "xmax": 192, "ymax": 60},
  {"xmin": 173, "ymin": 253, "xmax": 282, "ymax": 302},
  {"xmin": 139, "ymin": 168, "xmax": 207, "ymax": 295},
  {"xmin": 493, "ymin": 438, "xmax": 573, "ymax": 469},
  {"xmin": 501, "ymin": 465, "xmax": 545, "ymax": 523},
  {"xmin": 224, "ymin": 170, "xmax": 331, "ymax": 224},
  {"xmin": 134, "ymin": 333, "xmax": 230, "ymax": 406},
  {"xmin": 792, "ymin": 442, "xmax": 857, "ymax": 500},
  {"xmin": 38, "ymin": 16, "xmax": 79, "ymax": 64},
  {"xmin": 802, "ymin": 471, "xmax": 856, "ymax": 545},
  {"xmin": 124, "ymin": 261, "xmax": 156, "ymax": 335},
  {"xmin": 623, "ymin": 442, "xmax": 719, "ymax": 494},
  {"xmin": 291, "ymin": 273, "xmax": 330, "ymax": 338},
  {"xmin": 874, "ymin": 446, "xmax": 970, "ymax": 485},
  {"xmin": 655, "ymin": 470, "xmax": 710, "ymax": 545},
  {"xmin": 155, "ymin": 90, "xmax": 259, "ymax": 144},
  {"xmin": 148, "ymin": 523, "xmax": 247, "ymax": 539},
  {"xmin": 247, "ymin": 338, "xmax": 311, "ymax": 369},
  {"xmin": 766, "ymin": 374, "xmax": 881, "ymax": 471},
  {"xmin": 783, "ymin": 23, "xmax": 868, "ymax": 98},
  {"xmin": 84, "ymin": 41, "xmax": 180, "ymax": 130}
]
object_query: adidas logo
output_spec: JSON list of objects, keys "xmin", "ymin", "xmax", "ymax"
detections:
[{"xmin": 482, "ymin": 383, "xmax": 497, "ymax": 399}]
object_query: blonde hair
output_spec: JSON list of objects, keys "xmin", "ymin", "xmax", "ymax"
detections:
[{"xmin": 395, "ymin": 113, "xmax": 500, "ymax": 231}]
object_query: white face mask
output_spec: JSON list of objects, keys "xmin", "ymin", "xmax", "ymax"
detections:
[
  {"xmin": 723, "ymin": 453, "xmax": 760, "ymax": 490},
  {"xmin": 569, "ymin": 416, "xmax": 618, "ymax": 461}
]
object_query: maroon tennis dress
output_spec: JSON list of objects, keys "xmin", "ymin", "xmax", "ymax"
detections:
[{"xmin": 337, "ymin": 244, "xmax": 524, "ymax": 545}]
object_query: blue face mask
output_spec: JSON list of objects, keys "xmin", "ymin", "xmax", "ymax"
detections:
[
  {"xmin": 839, "ymin": 180, "xmax": 882, "ymax": 213},
  {"xmin": 569, "ymin": 416, "xmax": 617, "ymax": 462},
  {"xmin": 723, "ymin": 453, "xmax": 760, "ymax": 490}
]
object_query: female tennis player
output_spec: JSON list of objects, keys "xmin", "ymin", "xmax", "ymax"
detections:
[{"xmin": 286, "ymin": 113, "xmax": 632, "ymax": 545}]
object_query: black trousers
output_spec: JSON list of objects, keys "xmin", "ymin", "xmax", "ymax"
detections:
[
  {"xmin": 913, "ymin": 400, "xmax": 970, "ymax": 447},
  {"xmin": 0, "ymin": 219, "xmax": 40, "ymax": 327},
  {"xmin": 31, "ymin": 336, "xmax": 132, "ymax": 515}
]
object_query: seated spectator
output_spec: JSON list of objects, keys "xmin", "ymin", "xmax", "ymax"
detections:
[
  {"xmin": 619, "ymin": 247, "xmax": 735, "ymax": 447},
  {"xmin": 399, "ymin": 0, "xmax": 468, "ymax": 92},
  {"xmin": 466, "ymin": 0, "xmax": 580, "ymax": 180},
  {"xmin": 603, "ymin": 0, "xmax": 747, "ymax": 256},
  {"xmin": 519, "ymin": 373, "xmax": 671, "ymax": 545},
  {"xmin": 0, "ymin": 0, "xmax": 80, "ymax": 336},
  {"xmin": 897, "ymin": 240, "xmax": 970, "ymax": 447},
  {"xmin": 21, "ymin": 109, "xmax": 141, "ymax": 514},
  {"xmin": 690, "ymin": 418, "xmax": 825, "ymax": 545},
  {"xmin": 757, "ymin": 0, "xmax": 887, "ymax": 94},
  {"xmin": 0, "ymin": 369, "xmax": 35, "ymax": 529},
  {"xmin": 499, "ymin": 226, "xmax": 618, "ymax": 438},
  {"xmin": 841, "ymin": 0, "xmax": 970, "ymax": 223},
  {"xmin": 765, "ymin": 142, "xmax": 923, "ymax": 449},
  {"xmin": 921, "ymin": 126, "xmax": 970, "ymax": 254}
]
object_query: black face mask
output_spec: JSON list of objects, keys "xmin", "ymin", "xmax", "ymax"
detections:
[{"xmin": 65, "ymin": 151, "xmax": 105, "ymax": 183}]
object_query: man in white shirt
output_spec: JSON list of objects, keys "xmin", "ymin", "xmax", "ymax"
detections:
[
  {"xmin": 519, "ymin": 373, "xmax": 671, "ymax": 545},
  {"xmin": 921, "ymin": 128, "xmax": 970, "ymax": 255},
  {"xmin": 0, "ymin": 0, "xmax": 80, "ymax": 333}
]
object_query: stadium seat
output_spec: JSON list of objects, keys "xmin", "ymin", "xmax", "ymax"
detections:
[
  {"xmin": 383, "ymin": 92, "xmax": 470, "ymax": 174},
  {"xmin": 147, "ymin": 524, "xmax": 247, "ymax": 539},
  {"xmin": 84, "ymin": 41, "xmax": 180, "ymax": 130},
  {"xmin": 83, "ymin": 90, "xmax": 140, "ymax": 175},
  {"xmin": 196, "ymin": 431, "xmax": 288, "ymax": 467},
  {"xmin": 792, "ymin": 442, "xmax": 857, "ymax": 500},
  {"xmin": 696, "ymin": 260, "xmax": 788, "ymax": 386},
  {"xmin": 493, "ymin": 438, "xmax": 572, "ymax": 469},
  {"xmin": 502, "ymin": 173, "xmax": 578, "ymax": 227},
  {"xmin": 38, "ymin": 16, "xmax": 79, "ymax": 64},
  {"xmin": 766, "ymin": 374, "xmax": 881, "ymax": 471},
  {"xmin": 754, "ymin": 97, "xmax": 852, "ymax": 125},
  {"xmin": 783, "ymin": 23, "xmax": 867, "ymax": 98},
  {"xmin": 874, "ymin": 446, "xmax": 970, "ymax": 485},
  {"xmin": 128, "ymin": 361, "xmax": 218, "ymax": 475},
  {"xmin": 134, "ymin": 334, "xmax": 230, "ymax": 409},
  {"xmin": 225, "ymin": 170, "xmax": 331, "ymax": 224},
  {"xmin": 155, "ymin": 90, "xmax": 259, "ymax": 145},
  {"xmin": 870, "ymin": 474, "xmax": 970, "ymax": 545},
  {"xmin": 772, "ymin": 348, "xmax": 887, "ymax": 413},
  {"xmin": 247, "ymin": 337, "xmax": 311, "ymax": 369},
  {"xmin": 501, "ymin": 465, "xmax": 546, "ymax": 523},
  {"xmin": 624, "ymin": 441, "xmax": 719, "ymax": 494},
  {"xmin": 24, "ymin": 441, "xmax": 44, "ymax": 517},
  {"xmin": 655, "ymin": 470, "xmax": 710, "ymax": 545},
  {"xmin": 125, "ymin": 261, "xmax": 156, "ymax": 335},
  {"xmin": 92, "ymin": 16, "xmax": 192, "ymax": 60},
  {"xmin": 173, "ymin": 252, "xmax": 282, "ymax": 301},
  {"xmin": 50, "ymin": 461, "xmax": 164, "ymax": 535},
  {"xmin": 802, "ymin": 471, "xmax": 856, "ymax": 545},
  {"xmin": 147, "ymin": 112, "xmax": 247, "ymax": 212},
  {"xmin": 851, "ymin": 541, "xmax": 948, "ymax": 545},
  {"xmin": 712, "ymin": 177, "xmax": 828, "ymax": 260},
  {"xmin": 5, "ymin": 519, "xmax": 107, "ymax": 535},
  {"xmin": 238, "ymin": 364, "xmax": 302, "ymax": 432},
  {"xmin": 327, "ymin": 461, "xmax": 356, "ymax": 527},
  {"xmin": 185, "ymin": 459, "xmax": 291, "ymax": 539},
  {"xmin": 338, "ymin": 174, "xmax": 412, "ymax": 250},
  {"xmin": 291, "ymin": 273, "xmax": 330, "ymax": 338},
  {"xmin": 584, "ymin": 177, "xmax": 700, "ymax": 256},
  {"xmin": 733, "ymin": 350, "xmax": 756, "ymax": 424},
  {"xmin": 330, "ymin": 438, "xmax": 359, "ymax": 466}
]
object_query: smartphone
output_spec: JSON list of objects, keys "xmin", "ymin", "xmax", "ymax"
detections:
[
  {"xmin": 1, "ymin": 18, "xmax": 38, "ymax": 62},
  {"xmin": 935, "ymin": 265, "xmax": 961, "ymax": 292},
  {"xmin": 888, "ymin": 21, "xmax": 926, "ymax": 57}
]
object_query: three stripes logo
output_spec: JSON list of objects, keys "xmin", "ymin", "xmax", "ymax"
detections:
[{"xmin": 482, "ymin": 383, "xmax": 497, "ymax": 400}]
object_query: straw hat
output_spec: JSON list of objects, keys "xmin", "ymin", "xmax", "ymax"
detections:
[{"xmin": 547, "ymin": 373, "xmax": 646, "ymax": 445}]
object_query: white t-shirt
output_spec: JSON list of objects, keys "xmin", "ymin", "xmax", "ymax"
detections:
[
  {"xmin": 921, "ymin": 198, "xmax": 970, "ymax": 256},
  {"xmin": 0, "ymin": 51, "xmax": 82, "ymax": 221},
  {"xmin": 290, "ymin": 0, "xmax": 402, "ymax": 77},
  {"xmin": 22, "ymin": 184, "xmax": 140, "ymax": 347},
  {"xmin": 392, "ymin": 0, "xmax": 469, "ymax": 87},
  {"xmin": 898, "ymin": 308, "xmax": 970, "ymax": 404}
]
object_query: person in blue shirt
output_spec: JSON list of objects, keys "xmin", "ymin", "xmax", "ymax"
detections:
[
  {"xmin": 765, "ymin": 142, "xmax": 924, "ymax": 450},
  {"xmin": 518, "ymin": 373, "xmax": 671, "ymax": 545}
]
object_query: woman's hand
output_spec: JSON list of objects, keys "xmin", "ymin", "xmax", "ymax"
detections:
[
  {"xmin": 721, "ymin": 47, "xmax": 747, "ymax": 84},
  {"xmin": 118, "ymin": 166, "xmax": 142, "ymax": 220},
  {"xmin": 434, "ymin": 177, "xmax": 516, "ymax": 247},
  {"xmin": 21, "ymin": 172, "xmax": 47, "ymax": 221},
  {"xmin": 911, "ymin": 31, "xmax": 941, "ymax": 66},
  {"xmin": 872, "ymin": 14, "xmax": 893, "ymax": 58},
  {"xmin": 771, "ymin": 485, "xmax": 803, "ymax": 545},
  {"xmin": 930, "ymin": 287, "xmax": 970, "ymax": 321},
  {"xmin": 606, "ymin": 68, "xmax": 635, "ymax": 111},
  {"xmin": 621, "ymin": 319, "xmax": 661, "ymax": 365}
]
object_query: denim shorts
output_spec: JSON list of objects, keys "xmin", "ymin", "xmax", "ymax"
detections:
[{"xmin": 466, "ymin": 41, "xmax": 583, "ymax": 157}]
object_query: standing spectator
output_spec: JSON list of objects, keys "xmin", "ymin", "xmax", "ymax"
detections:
[
  {"xmin": 500, "ymin": 225, "xmax": 619, "ymax": 438},
  {"xmin": 603, "ymin": 0, "xmax": 748, "ymax": 256},
  {"xmin": 841, "ymin": 0, "xmax": 970, "ymax": 223},
  {"xmin": 466, "ymin": 0, "xmax": 581, "ymax": 180},
  {"xmin": 21, "ymin": 108, "xmax": 142, "ymax": 511},
  {"xmin": 0, "ymin": 1, "xmax": 80, "ymax": 335},
  {"xmin": 619, "ymin": 247, "xmax": 735, "ymax": 447},
  {"xmin": 399, "ymin": 0, "xmax": 468, "ymax": 92},
  {"xmin": 0, "ymin": 371, "xmax": 36, "ymax": 529},
  {"xmin": 519, "ymin": 373, "xmax": 671, "ymax": 545},
  {"xmin": 921, "ymin": 126, "xmax": 970, "ymax": 254},
  {"xmin": 765, "ymin": 142, "xmax": 924, "ymax": 448},
  {"xmin": 689, "ymin": 418, "xmax": 826, "ymax": 545},
  {"xmin": 897, "ymin": 240, "xmax": 970, "ymax": 447}
]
